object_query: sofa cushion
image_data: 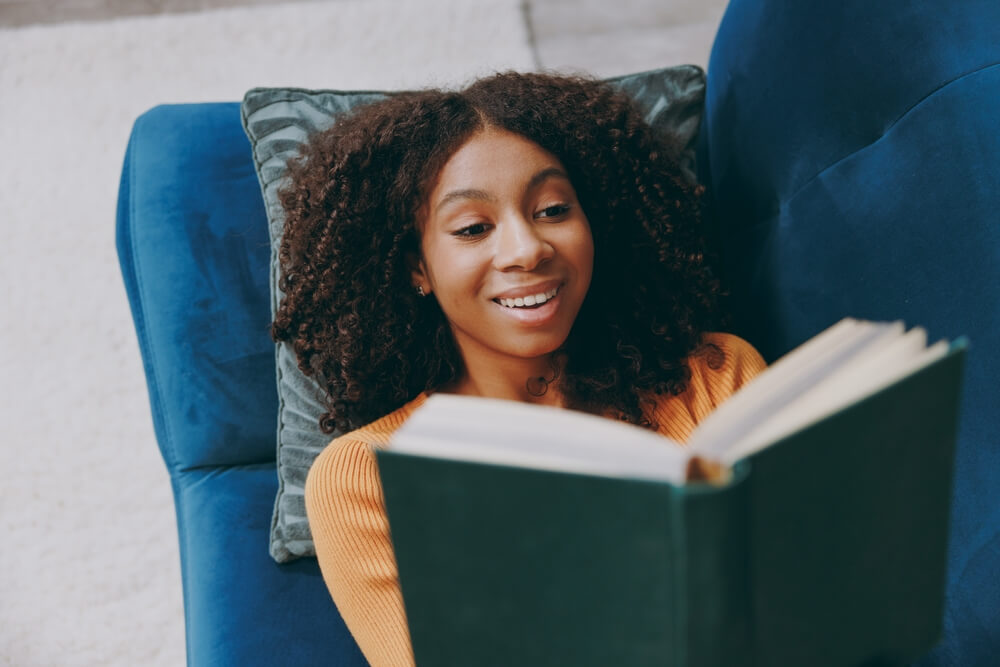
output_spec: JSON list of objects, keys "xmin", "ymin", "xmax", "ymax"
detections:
[
  {"xmin": 174, "ymin": 463, "xmax": 366, "ymax": 666},
  {"xmin": 241, "ymin": 65, "xmax": 708, "ymax": 562}
]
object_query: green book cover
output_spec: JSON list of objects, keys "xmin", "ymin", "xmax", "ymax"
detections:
[{"xmin": 377, "ymin": 343, "xmax": 965, "ymax": 667}]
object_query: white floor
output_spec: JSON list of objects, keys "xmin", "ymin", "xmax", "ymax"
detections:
[
  {"xmin": 0, "ymin": 0, "xmax": 724, "ymax": 663},
  {"xmin": 529, "ymin": 0, "xmax": 727, "ymax": 76}
]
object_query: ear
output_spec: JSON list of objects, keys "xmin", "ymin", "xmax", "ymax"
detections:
[{"xmin": 406, "ymin": 251, "xmax": 431, "ymax": 296}]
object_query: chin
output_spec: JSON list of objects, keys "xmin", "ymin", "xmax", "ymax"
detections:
[{"xmin": 503, "ymin": 336, "xmax": 569, "ymax": 360}]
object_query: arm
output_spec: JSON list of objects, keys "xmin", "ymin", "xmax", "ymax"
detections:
[{"xmin": 305, "ymin": 436, "xmax": 415, "ymax": 667}]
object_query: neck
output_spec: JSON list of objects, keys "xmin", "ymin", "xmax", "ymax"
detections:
[{"xmin": 446, "ymin": 352, "xmax": 566, "ymax": 407}]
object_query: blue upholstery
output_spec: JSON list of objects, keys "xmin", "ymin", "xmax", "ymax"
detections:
[
  {"xmin": 701, "ymin": 1, "xmax": 1000, "ymax": 664},
  {"xmin": 117, "ymin": 3, "xmax": 998, "ymax": 664},
  {"xmin": 117, "ymin": 104, "xmax": 366, "ymax": 666},
  {"xmin": 117, "ymin": 103, "xmax": 275, "ymax": 470}
]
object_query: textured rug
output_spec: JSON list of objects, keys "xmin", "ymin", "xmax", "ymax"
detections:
[{"xmin": 0, "ymin": 1, "xmax": 532, "ymax": 664}]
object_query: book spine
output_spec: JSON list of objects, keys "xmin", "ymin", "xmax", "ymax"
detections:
[{"xmin": 674, "ymin": 465, "xmax": 753, "ymax": 667}]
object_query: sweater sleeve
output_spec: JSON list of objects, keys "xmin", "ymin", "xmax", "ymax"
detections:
[{"xmin": 305, "ymin": 435, "xmax": 415, "ymax": 667}]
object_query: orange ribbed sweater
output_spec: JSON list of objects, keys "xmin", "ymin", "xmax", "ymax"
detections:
[{"xmin": 305, "ymin": 332, "xmax": 766, "ymax": 667}]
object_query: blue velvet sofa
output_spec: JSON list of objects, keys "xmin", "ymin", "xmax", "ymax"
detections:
[{"xmin": 117, "ymin": 0, "xmax": 998, "ymax": 664}]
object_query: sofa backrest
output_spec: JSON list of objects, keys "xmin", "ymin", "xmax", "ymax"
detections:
[
  {"xmin": 117, "ymin": 103, "xmax": 278, "ymax": 472},
  {"xmin": 118, "ymin": 103, "xmax": 368, "ymax": 665},
  {"xmin": 699, "ymin": 1, "xmax": 1000, "ymax": 664}
]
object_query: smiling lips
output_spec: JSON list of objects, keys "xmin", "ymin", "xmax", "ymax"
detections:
[{"xmin": 494, "ymin": 286, "xmax": 560, "ymax": 309}]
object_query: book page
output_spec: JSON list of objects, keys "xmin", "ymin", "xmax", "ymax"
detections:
[
  {"xmin": 389, "ymin": 319, "xmax": 953, "ymax": 485},
  {"xmin": 391, "ymin": 394, "xmax": 692, "ymax": 484},
  {"xmin": 716, "ymin": 332, "xmax": 949, "ymax": 465},
  {"xmin": 686, "ymin": 319, "xmax": 902, "ymax": 458}
]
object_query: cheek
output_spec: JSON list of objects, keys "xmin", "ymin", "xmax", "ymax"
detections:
[
  {"xmin": 563, "ymin": 222, "xmax": 595, "ymax": 276},
  {"xmin": 424, "ymin": 247, "xmax": 490, "ymax": 301},
  {"xmin": 582, "ymin": 233, "xmax": 595, "ymax": 267}
]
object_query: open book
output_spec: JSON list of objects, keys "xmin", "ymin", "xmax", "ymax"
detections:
[
  {"xmin": 376, "ymin": 319, "xmax": 967, "ymax": 667},
  {"xmin": 388, "ymin": 318, "xmax": 955, "ymax": 484}
]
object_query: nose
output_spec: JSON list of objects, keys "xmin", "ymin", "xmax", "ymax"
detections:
[{"xmin": 493, "ymin": 213, "xmax": 554, "ymax": 271}]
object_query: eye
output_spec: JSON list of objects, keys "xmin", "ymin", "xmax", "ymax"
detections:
[
  {"xmin": 453, "ymin": 222, "xmax": 491, "ymax": 238},
  {"xmin": 535, "ymin": 204, "xmax": 571, "ymax": 220}
]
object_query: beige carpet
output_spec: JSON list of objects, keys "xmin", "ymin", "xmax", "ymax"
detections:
[{"xmin": 0, "ymin": 1, "xmax": 532, "ymax": 663}]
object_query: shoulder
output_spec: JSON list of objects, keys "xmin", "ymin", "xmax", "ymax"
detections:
[
  {"xmin": 694, "ymin": 332, "xmax": 767, "ymax": 377},
  {"xmin": 306, "ymin": 393, "xmax": 429, "ymax": 506},
  {"xmin": 643, "ymin": 333, "xmax": 767, "ymax": 441},
  {"xmin": 685, "ymin": 332, "xmax": 767, "ymax": 406}
]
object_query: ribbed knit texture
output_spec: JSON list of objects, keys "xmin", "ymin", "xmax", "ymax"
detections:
[{"xmin": 305, "ymin": 333, "xmax": 766, "ymax": 667}]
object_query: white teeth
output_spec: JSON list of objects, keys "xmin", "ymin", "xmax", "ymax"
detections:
[{"xmin": 497, "ymin": 287, "xmax": 559, "ymax": 308}]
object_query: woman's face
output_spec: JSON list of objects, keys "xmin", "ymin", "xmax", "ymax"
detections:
[{"xmin": 413, "ymin": 128, "xmax": 594, "ymax": 369}]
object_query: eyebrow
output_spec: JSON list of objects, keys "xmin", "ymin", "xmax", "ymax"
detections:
[{"xmin": 434, "ymin": 166, "xmax": 571, "ymax": 213}]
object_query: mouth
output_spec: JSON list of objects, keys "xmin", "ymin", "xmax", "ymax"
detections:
[{"xmin": 492, "ymin": 285, "xmax": 560, "ymax": 310}]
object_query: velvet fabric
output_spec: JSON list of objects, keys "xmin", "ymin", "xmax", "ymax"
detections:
[
  {"xmin": 700, "ymin": 1, "xmax": 1000, "ymax": 664},
  {"xmin": 117, "ymin": 103, "xmax": 365, "ymax": 666},
  {"xmin": 172, "ymin": 464, "xmax": 363, "ymax": 666},
  {"xmin": 117, "ymin": 103, "xmax": 275, "ymax": 471}
]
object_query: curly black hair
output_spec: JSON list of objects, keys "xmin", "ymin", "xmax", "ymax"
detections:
[{"xmin": 272, "ymin": 71, "xmax": 724, "ymax": 435}]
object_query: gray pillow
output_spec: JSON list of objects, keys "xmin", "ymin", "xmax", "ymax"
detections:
[{"xmin": 241, "ymin": 65, "xmax": 706, "ymax": 563}]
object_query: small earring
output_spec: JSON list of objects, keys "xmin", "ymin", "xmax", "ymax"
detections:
[{"xmin": 417, "ymin": 285, "xmax": 425, "ymax": 297}]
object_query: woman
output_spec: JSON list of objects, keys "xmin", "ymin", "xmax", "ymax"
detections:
[{"xmin": 273, "ymin": 71, "xmax": 766, "ymax": 666}]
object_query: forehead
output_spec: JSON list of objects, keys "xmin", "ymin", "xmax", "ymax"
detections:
[{"xmin": 430, "ymin": 129, "xmax": 566, "ymax": 196}]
